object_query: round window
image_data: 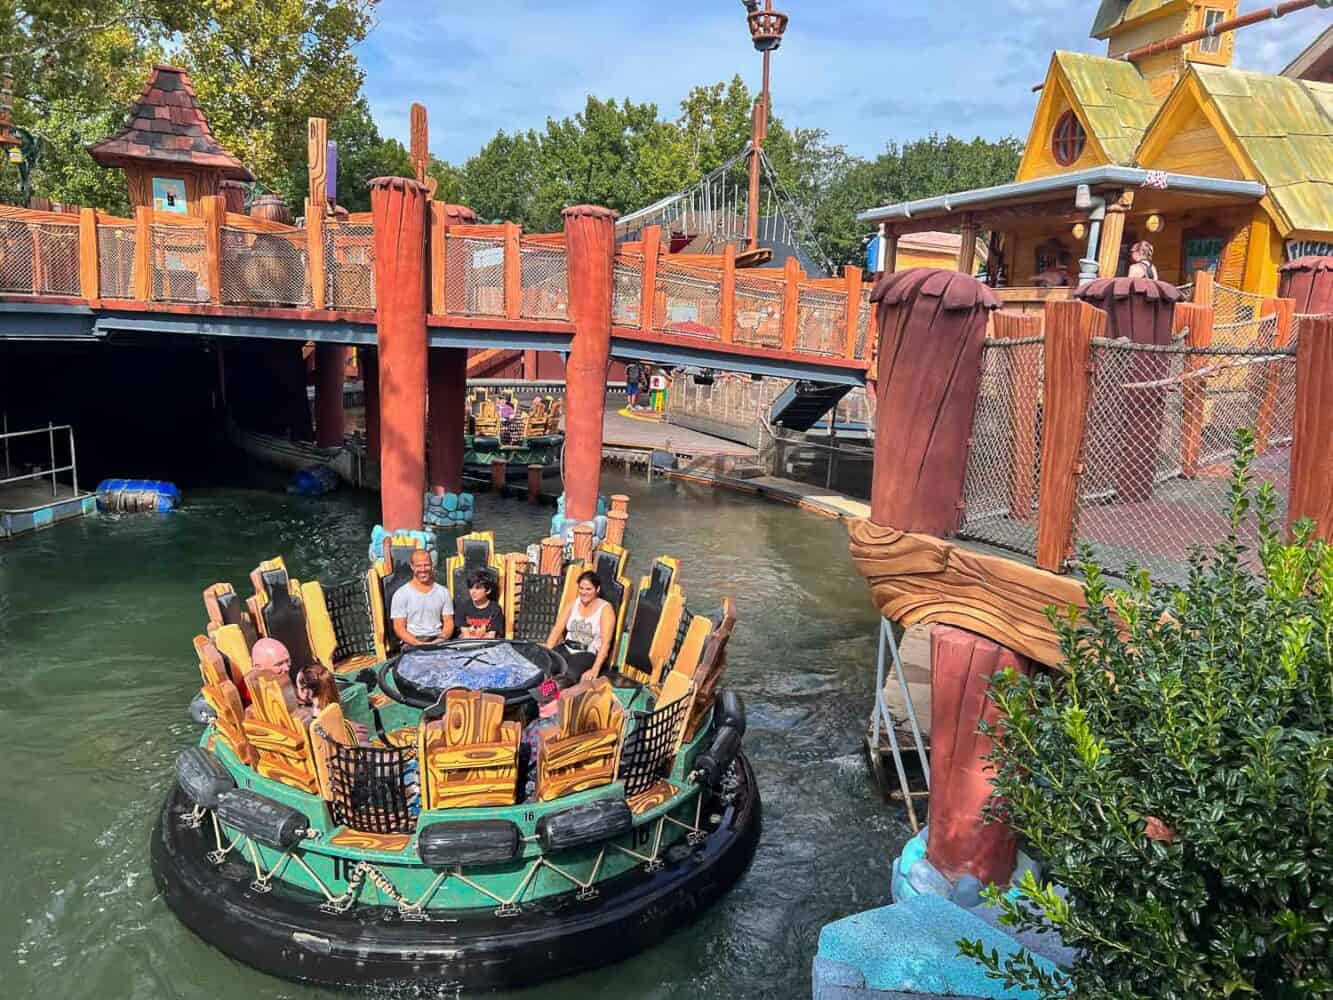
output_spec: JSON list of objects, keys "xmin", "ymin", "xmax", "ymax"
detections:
[{"xmin": 1052, "ymin": 110, "xmax": 1087, "ymax": 167}]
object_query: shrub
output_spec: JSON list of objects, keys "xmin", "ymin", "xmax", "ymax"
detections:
[{"xmin": 960, "ymin": 432, "xmax": 1333, "ymax": 999}]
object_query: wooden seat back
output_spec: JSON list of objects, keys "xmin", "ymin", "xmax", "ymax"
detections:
[
  {"xmin": 203, "ymin": 582, "xmax": 259, "ymax": 650},
  {"xmin": 534, "ymin": 676, "xmax": 626, "ymax": 802},
  {"xmin": 243, "ymin": 671, "xmax": 319, "ymax": 794},
  {"xmin": 617, "ymin": 671, "xmax": 696, "ymax": 797},
  {"xmin": 474, "ymin": 397, "xmax": 501, "ymax": 438},
  {"xmin": 617, "ymin": 556, "xmax": 685, "ymax": 686},
  {"xmin": 201, "ymin": 679, "xmax": 256, "ymax": 766},
  {"xmin": 246, "ymin": 556, "xmax": 316, "ymax": 673},
  {"xmin": 366, "ymin": 535, "xmax": 428, "ymax": 660},
  {"xmin": 417, "ymin": 689, "xmax": 521, "ymax": 810},
  {"xmin": 683, "ymin": 597, "xmax": 737, "ymax": 741}
]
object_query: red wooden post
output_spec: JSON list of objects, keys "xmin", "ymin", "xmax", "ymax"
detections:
[
  {"xmin": 307, "ymin": 198, "xmax": 326, "ymax": 309},
  {"xmin": 1278, "ymin": 255, "xmax": 1333, "ymax": 314},
  {"xmin": 993, "ymin": 310, "xmax": 1042, "ymax": 519},
  {"xmin": 868, "ymin": 268, "xmax": 998, "ymax": 535},
  {"xmin": 1174, "ymin": 302, "xmax": 1215, "ymax": 477},
  {"xmin": 359, "ymin": 347, "xmax": 380, "ymax": 461},
  {"xmin": 371, "ymin": 176, "xmax": 429, "ymax": 531},
  {"xmin": 503, "ymin": 221, "xmax": 522, "ymax": 320},
  {"xmin": 78, "ymin": 207, "xmax": 99, "ymax": 302},
  {"xmin": 313, "ymin": 342, "xmax": 348, "ymax": 448},
  {"xmin": 427, "ymin": 347, "xmax": 467, "ymax": 494},
  {"xmin": 1288, "ymin": 314, "xmax": 1333, "ymax": 539},
  {"xmin": 720, "ymin": 243, "xmax": 737, "ymax": 344},
  {"xmin": 1035, "ymin": 299, "xmax": 1106, "ymax": 572},
  {"xmin": 561, "ymin": 204, "xmax": 617, "ymax": 524},
  {"xmin": 571, "ymin": 523, "xmax": 595, "ymax": 564},
  {"xmin": 491, "ymin": 458, "xmax": 508, "ymax": 494},
  {"xmin": 539, "ymin": 536, "xmax": 565, "ymax": 576},
  {"xmin": 780, "ymin": 256, "xmax": 801, "ymax": 353},
  {"xmin": 527, "ymin": 464, "xmax": 543, "ymax": 504},
  {"xmin": 202, "ymin": 194, "xmax": 223, "ymax": 304},
  {"xmin": 605, "ymin": 510, "xmax": 628, "ymax": 546},
  {"xmin": 640, "ymin": 224, "xmax": 661, "ymax": 330},
  {"xmin": 842, "ymin": 265, "xmax": 862, "ymax": 360},
  {"xmin": 927, "ymin": 626, "xmax": 1031, "ymax": 885}
]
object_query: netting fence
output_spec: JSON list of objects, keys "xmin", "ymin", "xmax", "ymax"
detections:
[
  {"xmin": 732, "ymin": 270, "xmax": 784, "ymax": 348},
  {"xmin": 956, "ymin": 335, "xmax": 1046, "ymax": 556},
  {"xmin": 150, "ymin": 223, "xmax": 207, "ymax": 303},
  {"xmin": 221, "ymin": 228, "xmax": 310, "ymax": 307},
  {"xmin": 795, "ymin": 283, "xmax": 846, "ymax": 356},
  {"xmin": 1180, "ymin": 280, "xmax": 1272, "ymax": 350},
  {"xmin": 97, "ymin": 224, "xmax": 136, "ymax": 299},
  {"xmin": 611, "ymin": 255, "xmax": 642, "ymax": 327},
  {"xmin": 656, "ymin": 261, "xmax": 721, "ymax": 337},
  {"xmin": 445, "ymin": 234, "xmax": 504, "ymax": 316},
  {"xmin": 0, "ymin": 218, "xmax": 81, "ymax": 296},
  {"xmin": 1070, "ymin": 336, "xmax": 1295, "ymax": 581},
  {"xmin": 518, "ymin": 240, "xmax": 567, "ymax": 320},
  {"xmin": 323, "ymin": 221, "xmax": 375, "ymax": 310}
]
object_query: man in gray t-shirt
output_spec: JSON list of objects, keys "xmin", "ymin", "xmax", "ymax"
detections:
[{"xmin": 390, "ymin": 550, "xmax": 455, "ymax": 646}]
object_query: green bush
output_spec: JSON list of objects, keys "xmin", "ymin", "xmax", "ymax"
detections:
[{"xmin": 960, "ymin": 432, "xmax": 1333, "ymax": 1000}]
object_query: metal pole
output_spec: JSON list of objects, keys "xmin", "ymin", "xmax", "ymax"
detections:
[
  {"xmin": 68, "ymin": 425, "xmax": 78, "ymax": 497},
  {"xmin": 48, "ymin": 421, "xmax": 56, "ymax": 496},
  {"xmin": 3, "ymin": 411, "xmax": 9, "ymax": 480}
]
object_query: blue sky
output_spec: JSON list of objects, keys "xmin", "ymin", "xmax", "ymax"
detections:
[{"xmin": 355, "ymin": 1, "xmax": 1330, "ymax": 165}]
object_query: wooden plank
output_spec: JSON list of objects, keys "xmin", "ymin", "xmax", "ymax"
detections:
[
  {"xmin": 849, "ymin": 519, "xmax": 1085, "ymax": 668},
  {"xmin": 720, "ymin": 243, "xmax": 736, "ymax": 344},
  {"xmin": 1192, "ymin": 268, "xmax": 1214, "ymax": 307},
  {"xmin": 640, "ymin": 224, "xmax": 661, "ymax": 330},
  {"xmin": 133, "ymin": 206, "xmax": 153, "ymax": 301},
  {"xmin": 957, "ymin": 215, "xmax": 978, "ymax": 275},
  {"xmin": 780, "ymin": 255, "xmax": 800, "ymax": 352},
  {"xmin": 307, "ymin": 198, "xmax": 326, "ymax": 310},
  {"xmin": 993, "ymin": 310, "xmax": 1042, "ymax": 519},
  {"xmin": 430, "ymin": 201, "xmax": 446, "ymax": 317},
  {"xmin": 503, "ymin": 221, "xmax": 521, "ymax": 320},
  {"xmin": 1097, "ymin": 202, "xmax": 1128, "ymax": 279},
  {"xmin": 1035, "ymin": 299, "xmax": 1105, "ymax": 572},
  {"xmin": 201, "ymin": 194, "xmax": 223, "ymax": 304},
  {"xmin": 1288, "ymin": 314, "xmax": 1333, "ymax": 539},
  {"xmin": 445, "ymin": 223, "xmax": 506, "ymax": 238},
  {"xmin": 843, "ymin": 265, "xmax": 862, "ymax": 360},
  {"xmin": 1255, "ymin": 297, "xmax": 1295, "ymax": 456},
  {"xmin": 1175, "ymin": 302, "xmax": 1215, "ymax": 477},
  {"xmin": 307, "ymin": 117, "xmax": 328, "ymax": 214},
  {"xmin": 883, "ymin": 231, "xmax": 898, "ymax": 275},
  {"xmin": 222, "ymin": 212, "xmax": 299, "ymax": 234},
  {"xmin": 78, "ymin": 207, "xmax": 99, "ymax": 302}
]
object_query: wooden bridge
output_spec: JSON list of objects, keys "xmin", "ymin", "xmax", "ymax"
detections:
[{"xmin": 0, "ymin": 201, "xmax": 872, "ymax": 387}]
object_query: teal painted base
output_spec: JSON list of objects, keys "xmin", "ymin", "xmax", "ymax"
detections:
[
  {"xmin": 1, "ymin": 494, "xmax": 96, "ymax": 540},
  {"xmin": 423, "ymin": 491, "xmax": 474, "ymax": 529},
  {"xmin": 549, "ymin": 493, "xmax": 609, "ymax": 540},
  {"xmin": 367, "ymin": 524, "xmax": 438, "ymax": 564}
]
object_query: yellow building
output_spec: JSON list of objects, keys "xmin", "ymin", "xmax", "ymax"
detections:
[{"xmin": 860, "ymin": 0, "xmax": 1333, "ymax": 297}]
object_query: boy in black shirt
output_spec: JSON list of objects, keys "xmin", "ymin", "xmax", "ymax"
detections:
[{"xmin": 455, "ymin": 569, "xmax": 506, "ymax": 638}]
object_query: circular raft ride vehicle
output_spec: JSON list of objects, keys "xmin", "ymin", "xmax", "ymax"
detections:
[{"xmin": 154, "ymin": 534, "xmax": 760, "ymax": 990}]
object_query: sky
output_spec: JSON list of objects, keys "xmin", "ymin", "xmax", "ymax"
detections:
[{"xmin": 355, "ymin": 1, "xmax": 1331, "ymax": 166}]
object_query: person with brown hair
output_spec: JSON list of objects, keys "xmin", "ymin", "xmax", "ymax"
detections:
[{"xmin": 295, "ymin": 664, "xmax": 368, "ymax": 741}]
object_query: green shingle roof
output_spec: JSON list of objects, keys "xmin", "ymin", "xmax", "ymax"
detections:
[
  {"xmin": 1054, "ymin": 51, "xmax": 1161, "ymax": 164},
  {"xmin": 1191, "ymin": 65, "xmax": 1333, "ymax": 233},
  {"xmin": 1091, "ymin": 0, "xmax": 1181, "ymax": 40}
]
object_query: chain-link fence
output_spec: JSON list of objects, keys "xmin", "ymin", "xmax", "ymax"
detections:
[
  {"xmin": 445, "ymin": 234, "xmax": 504, "ymax": 316},
  {"xmin": 150, "ymin": 223, "xmax": 207, "ymax": 303},
  {"xmin": 1070, "ymin": 337, "xmax": 1295, "ymax": 581},
  {"xmin": 221, "ymin": 227, "xmax": 311, "ymax": 307},
  {"xmin": 324, "ymin": 222, "xmax": 375, "ymax": 310},
  {"xmin": 957, "ymin": 336, "xmax": 1046, "ymax": 556},
  {"xmin": 656, "ymin": 261, "xmax": 721, "ymax": 337},
  {"xmin": 0, "ymin": 219, "xmax": 82, "ymax": 296},
  {"xmin": 1180, "ymin": 280, "xmax": 1274, "ymax": 350},
  {"xmin": 733, "ymin": 270, "xmax": 784, "ymax": 348},
  {"xmin": 97, "ymin": 224, "xmax": 136, "ymax": 299},
  {"xmin": 795, "ymin": 283, "xmax": 846, "ymax": 356},
  {"xmin": 612, "ymin": 255, "xmax": 642, "ymax": 327},
  {"xmin": 518, "ymin": 240, "xmax": 567, "ymax": 320}
]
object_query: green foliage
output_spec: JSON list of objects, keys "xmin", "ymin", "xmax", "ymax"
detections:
[{"xmin": 962, "ymin": 429, "xmax": 1333, "ymax": 999}]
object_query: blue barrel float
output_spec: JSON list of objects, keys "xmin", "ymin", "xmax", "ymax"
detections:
[
  {"xmin": 288, "ymin": 465, "xmax": 339, "ymax": 497},
  {"xmin": 95, "ymin": 479, "xmax": 182, "ymax": 512}
]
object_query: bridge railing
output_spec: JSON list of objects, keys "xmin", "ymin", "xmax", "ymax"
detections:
[{"xmin": 0, "ymin": 202, "xmax": 876, "ymax": 371}]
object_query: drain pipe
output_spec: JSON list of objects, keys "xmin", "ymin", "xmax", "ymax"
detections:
[{"xmin": 1075, "ymin": 183, "xmax": 1105, "ymax": 286}]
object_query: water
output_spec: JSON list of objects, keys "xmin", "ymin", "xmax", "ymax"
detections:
[{"xmin": 0, "ymin": 471, "xmax": 907, "ymax": 999}]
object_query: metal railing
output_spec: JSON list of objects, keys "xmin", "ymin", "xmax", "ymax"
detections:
[{"xmin": 0, "ymin": 419, "xmax": 80, "ymax": 500}]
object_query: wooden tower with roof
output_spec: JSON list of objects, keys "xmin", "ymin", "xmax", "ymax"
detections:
[
  {"xmin": 88, "ymin": 65, "xmax": 252, "ymax": 217},
  {"xmin": 1094, "ymin": 1, "xmax": 1241, "ymax": 97}
]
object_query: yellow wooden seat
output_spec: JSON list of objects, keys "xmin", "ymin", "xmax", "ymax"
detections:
[
  {"xmin": 193, "ymin": 634, "xmax": 231, "ymax": 687},
  {"xmin": 617, "ymin": 670, "xmax": 696, "ymax": 812},
  {"xmin": 534, "ymin": 676, "xmax": 626, "ymax": 802},
  {"xmin": 246, "ymin": 557, "xmax": 317, "ymax": 672},
  {"xmin": 201, "ymin": 679, "xmax": 257, "ymax": 767},
  {"xmin": 443, "ymin": 531, "xmax": 505, "ymax": 608},
  {"xmin": 616, "ymin": 557, "xmax": 685, "ymax": 686},
  {"xmin": 526, "ymin": 398, "xmax": 549, "ymax": 436},
  {"xmin": 366, "ymin": 534, "xmax": 429, "ymax": 660},
  {"xmin": 547, "ymin": 397, "xmax": 563, "ymax": 433},
  {"xmin": 243, "ymin": 671, "xmax": 319, "ymax": 794},
  {"xmin": 417, "ymin": 689, "xmax": 521, "ymax": 809},
  {"xmin": 300, "ymin": 580, "xmax": 379, "ymax": 675},
  {"xmin": 203, "ymin": 581, "xmax": 260, "ymax": 650},
  {"xmin": 683, "ymin": 597, "xmax": 738, "ymax": 742},
  {"xmin": 474, "ymin": 397, "xmax": 501, "ymax": 438}
]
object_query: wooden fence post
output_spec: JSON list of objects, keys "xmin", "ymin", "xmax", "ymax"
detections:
[
  {"xmin": 1192, "ymin": 269, "xmax": 1215, "ymax": 308},
  {"xmin": 1255, "ymin": 297, "xmax": 1295, "ymax": 456},
  {"xmin": 1035, "ymin": 299, "xmax": 1106, "ymax": 572},
  {"xmin": 1174, "ymin": 302, "xmax": 1215, "ymax": 477},
  {"xmin": 78, "ymin": 207, "xmax": 99, "ymax": 302},
  {"xmin": 993, "ymin": 310, "xmax": 1043, "ymax": 520},
  {"xmin": 843, "ymin": 265, "xmax": 862, "ymax": 359},
  {"xmin": 781, "ymin": 256, "xmax": 801, "ymax": 352},
  {"xmin": 640, "ymin": 224, "xmax": 660, "ymax": 330},
  {"xmin": 430, "ymin": 202, "xmax": 446, "ymax": 316},
  {"xmin": 202, "ymin": 194, "xmax": 223, "ymax": 304},
  {"xmin": 1288, "ymin": 314, "xmax": 1333, "ymax": 539},
  {"xmin": 503, "ymin": 220, "xmax": 522, "ymax": 320},
  {"xmin": 307, "ymin": 198, "xmax": 326, "ymax": 309},
  {"xmin": 720, "ymin": 243, "xmax": 736, "ymax": 344},
  {"xmin": 134, "ymin": 206, "xmax": 153, "ymax": 301}
]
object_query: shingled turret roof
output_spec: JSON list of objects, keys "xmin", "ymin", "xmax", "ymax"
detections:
[{"xmin": 88, "ymin": 65, "xmax": 253, "ymax": 181}]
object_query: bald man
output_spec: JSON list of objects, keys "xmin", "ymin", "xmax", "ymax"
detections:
[
  {"xmin": 391, "ymin": 549, "xmax": 454, "ymax": 647},
  {"xmin": 251, "ymin": 637, "xmax": 295, "ymax": 684}
]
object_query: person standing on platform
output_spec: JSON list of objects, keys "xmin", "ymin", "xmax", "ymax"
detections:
[
  {"xmin": 391, "ymin": 550, "xmax": 454, "ymax": 647},
  {"xmin": 625, "ymin": 361, "xmax": 641, "ymax": 410}
]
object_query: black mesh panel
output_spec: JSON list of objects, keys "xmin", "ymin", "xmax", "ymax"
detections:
[
  {"xmin": 323, "ymin": 737, "xmax": 418, "ymax": 834},
  {"xmin": 617, "ymin": 695, "xmax": 691, "ymax": 796},
  {"xmin": 325, "ymin": 578, "xmax": 377, "ymax": 660},
  {"xmin": 514, "ymin": 573, "xmax": 562, "ymax": 642}
]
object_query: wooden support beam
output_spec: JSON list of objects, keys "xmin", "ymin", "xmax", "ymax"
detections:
[
  {"xmin": 1255, "ymin": 297, "xmax": 1295, "ymax": 456},
  {"xmin": 640, "ymin": 225, "xmax": 661, "ymax": 330},
  {"xmin": 882, "ymin": 230, "xmax": 898, "ymax": 275},
  {"xmin": 780, "ymin": 255, "xmax": 801, "ymax": 352},
  {"xmin": 720, "ymin": 243, "xmax": 736, "ymax": 344},
  {"xmin": 1096, "ymin": 191, "xmax": 1132, "ymax": 279},
  {"xmin": 1288, "ymin": 314, "xmax": 1333, "ymax": 539},
  {"xmin": 1174, "ymin": 302, "xmax": 1215, "ymax": 477},
  {"xmin": 307, "ymin": 198, "xmax": 326, "ymax": 310},
  {"xmin": 503, "ymin": 221, "xmax": 522, "ymax": 321},
  {"xmin": 307, "ymin": 117, "xmax": 328, "ymax": 215},
  {"xmin": 78, "ymin": 207, "xmax": 99, "ymax": 302},
  {"xmin": 993, "ymin": 310, "xmax": 1042, "ymax": 519},
  {"xmin": 527, "ymin": 464, "xmax": 543, "ymax": 505},
  {"xmin": 201, "ymin": 194, "xmax": 223, "ymax": 304},
  {"xmin": 491, "ymin": 458, "xmax": 507, "ymax": 494},
  {"xmin": 1035, "ymin": 299, "xmax": 1105, "ymax": 572},
  {"xmin": 133, "ymin": 206, "xmax": 152, "ymax": 301},
  {"xmin": 430, "ymin": 201, "xmax": 446, "ymax": 317},
  {"xmin": 957, "ymin": 215, "xmax": 978, "ymax": 275},
  {"xmin": 843, "ymin": 265, "xmax": 862, "ymax": 360}
]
